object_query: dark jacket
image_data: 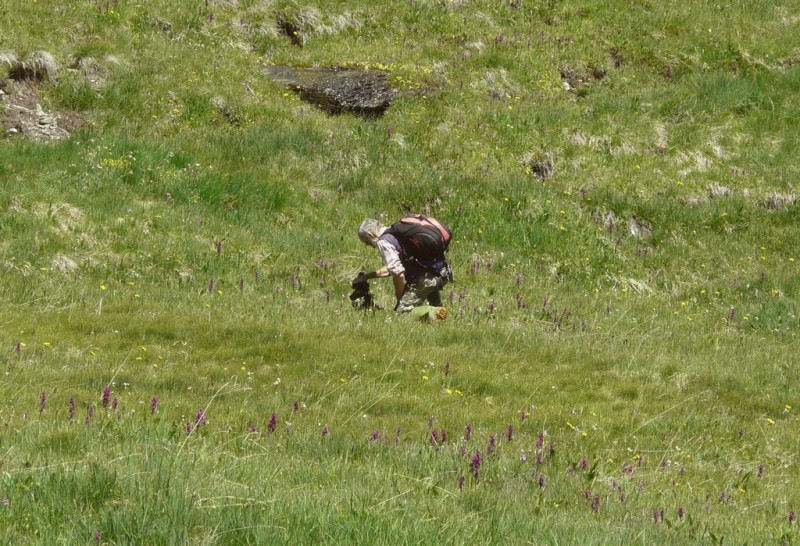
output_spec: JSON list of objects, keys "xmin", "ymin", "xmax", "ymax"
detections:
[{"xmin": 379, "ymin": 232, "xmax": 445, "ymax": 283}]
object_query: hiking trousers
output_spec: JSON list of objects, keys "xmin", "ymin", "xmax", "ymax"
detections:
[{"xmin": 395, "ymin": 271, "xmax": 445, "ymax": 312}]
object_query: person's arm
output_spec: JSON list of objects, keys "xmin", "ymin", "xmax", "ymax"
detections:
[
  {"xmin": 369, "ymin": 267, "xmax": 390, "ymax": 279},
  {"xmin": 352, "ymin": 267, "xmax": 389, "ymax": 285},
  {"xmin": 352, "ymin": 239, "xmax": 407, "ymax": 301},
  {"xmin": 392, "ymin": 273, "xmax": 406, "ymax": 300},
  {"xmin": 376, "ymin": 240, "xmax": 403, "ymax": 274},
  {"xmin": 376, "ymin": 240, "xmax": 407, "ymax": 301}
]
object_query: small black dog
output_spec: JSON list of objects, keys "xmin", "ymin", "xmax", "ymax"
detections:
[{"xmin": 350, "ymin": 272, "xmax": 378, "ymax": 309}]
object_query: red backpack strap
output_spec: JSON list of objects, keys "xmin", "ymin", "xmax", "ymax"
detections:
[
  {"xmin": 423, "ymin": 216, "xmax": 450, "ymax": 243},
  {"xmin": 401, "ymin": 215, "xmax": 450, "ymax": 243}
]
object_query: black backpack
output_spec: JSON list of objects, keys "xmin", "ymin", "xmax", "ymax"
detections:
[{"xmin": 387, "ymin": 215, "xmax": 452, "ymax": 260}]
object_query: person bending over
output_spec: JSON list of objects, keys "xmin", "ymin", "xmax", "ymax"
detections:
[{"xmin": 353, "ymin": 217, "xmax": 452, "ymax": 313}]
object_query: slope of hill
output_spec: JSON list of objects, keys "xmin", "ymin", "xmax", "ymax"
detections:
[{"xmin": 1, "ymin": 1, "xmax": 798, "ymax": 542}]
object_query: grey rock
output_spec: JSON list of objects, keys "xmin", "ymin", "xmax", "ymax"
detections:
[{"xmin": 263, "ymin": 65, "xmax": 397, "ymax": 118}]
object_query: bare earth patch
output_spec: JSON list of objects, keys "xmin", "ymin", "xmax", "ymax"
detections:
[{"xmin": 1, "ymin": 81, "xmax": 85, "ymax": 141}]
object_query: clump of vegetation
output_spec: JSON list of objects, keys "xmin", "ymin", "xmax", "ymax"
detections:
[{"xmin": 6, "ymin": 50, "xmax": 59, "ymax": 82}]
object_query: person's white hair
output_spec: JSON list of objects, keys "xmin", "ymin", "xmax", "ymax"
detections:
[{"xmin": 358, "ymin": 218, "xmax": 384, "ymax": 244}]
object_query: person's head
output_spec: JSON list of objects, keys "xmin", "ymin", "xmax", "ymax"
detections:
[{"xmin": 358, "ymin": 218, "xmax": 384, "ymax": 246}]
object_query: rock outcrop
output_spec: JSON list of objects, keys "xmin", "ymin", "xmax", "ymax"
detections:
[{"xmin": 263, "ymin": 65, "xmax": 397, "ymax": 118}]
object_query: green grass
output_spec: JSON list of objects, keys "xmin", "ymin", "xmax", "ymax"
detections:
[{"xmin": 2, "ymin": 0, "xmax": 799, "ymax": 543}]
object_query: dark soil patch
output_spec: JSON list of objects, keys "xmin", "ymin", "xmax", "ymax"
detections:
[
  {"xmin": 1, "ymin": 81, "xmax": 86, "ymax": 141},
  {"xmin": 277, "ymin": 15, "xmax": 304, "ymax": 47}
]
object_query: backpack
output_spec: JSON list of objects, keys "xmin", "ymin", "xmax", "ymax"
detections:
[{"xmin": 387, "ymin": 215, "xmax": 452, "ymax": 260}]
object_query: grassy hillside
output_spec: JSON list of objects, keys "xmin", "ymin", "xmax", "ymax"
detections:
[{"xmin": 1, "ymin": 0, "xmax": 799, "ymax": 543}]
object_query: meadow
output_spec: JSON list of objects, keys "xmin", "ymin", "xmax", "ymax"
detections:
[{"xmin": 1, "ymin": 0, "xmax": 799, "ymax": 543}]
